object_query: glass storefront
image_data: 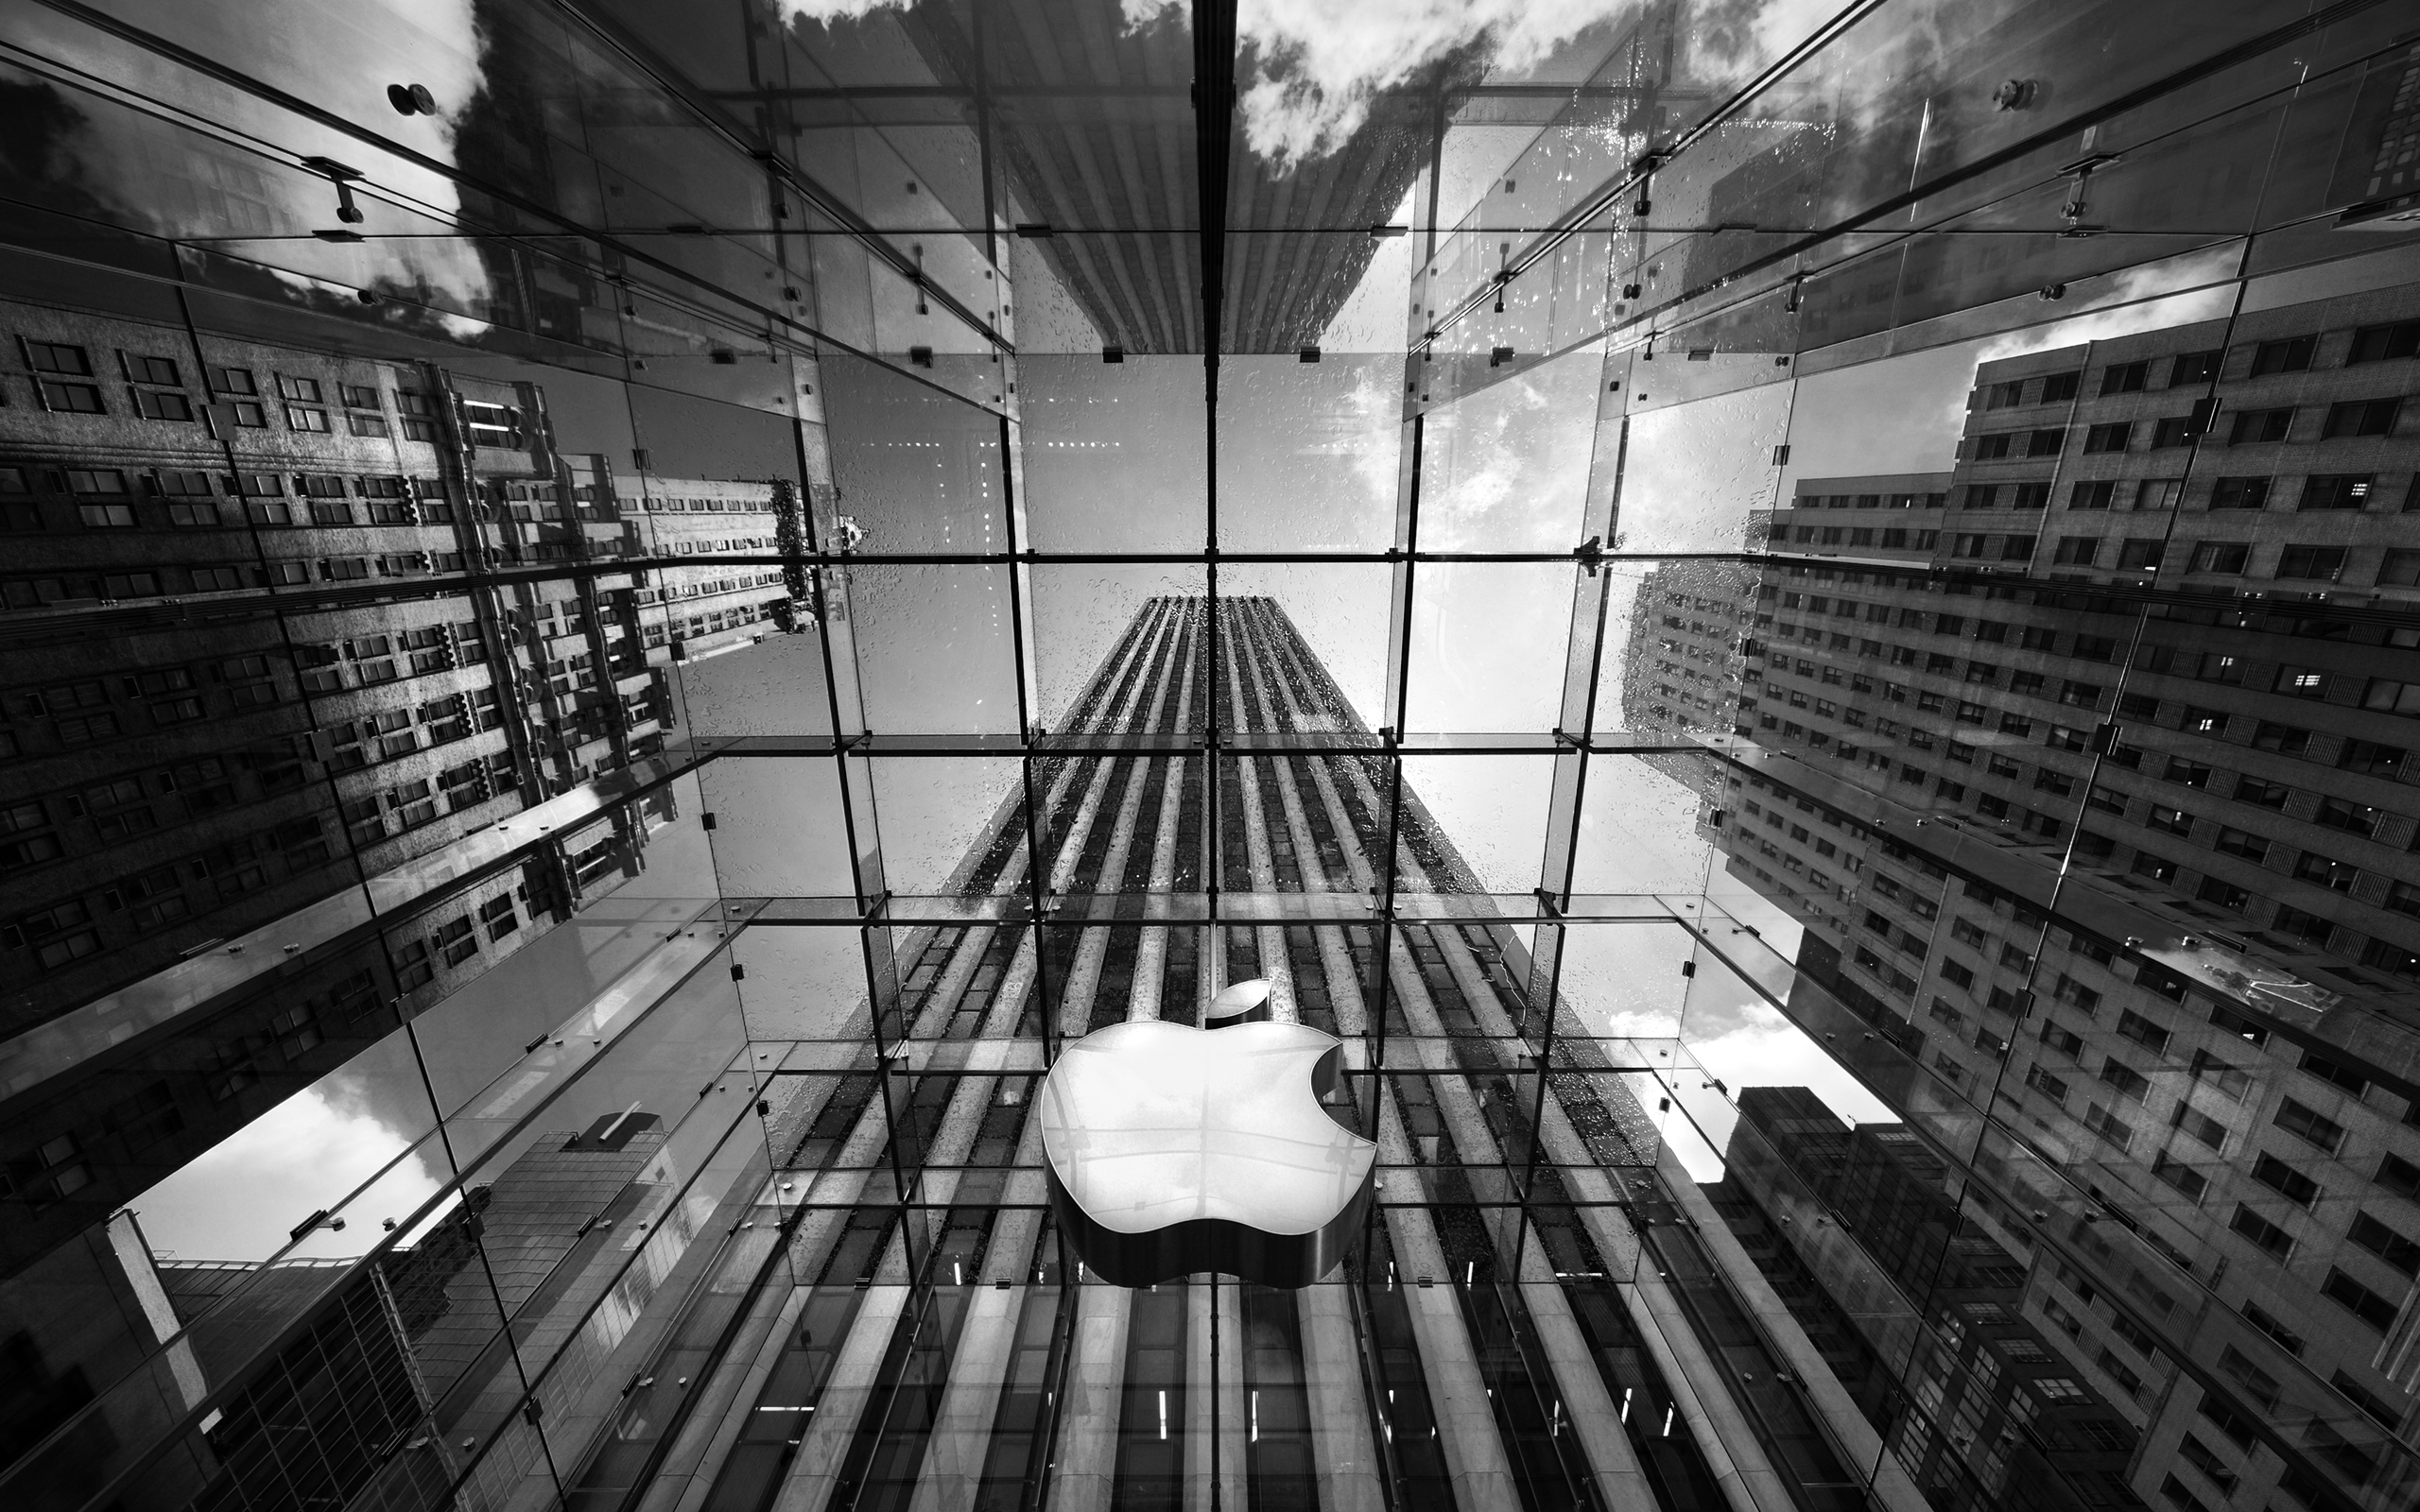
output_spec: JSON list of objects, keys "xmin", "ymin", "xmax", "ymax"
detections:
[{"xmin": 5, "ymin": 6, "xmax": 2420, "ymax": 1512}]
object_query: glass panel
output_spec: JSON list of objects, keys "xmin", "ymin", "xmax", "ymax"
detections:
[
  {"xmin": 1023, "ymin": 354, "xmax": 1208, "ymax": 553},
  {"xmin": 1403, "ymin": 563, "xmax": 1575, "ymax": 732},
  {"xmin": 1416, "ymin": 339, "xmax": 1606, "ymax": 554}
]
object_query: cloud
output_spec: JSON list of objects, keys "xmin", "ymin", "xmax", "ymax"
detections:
[
  {"xmin": 1973, "ymin": 260, "xmax": 2240, "ymax": 369},
  {"xmin": 135, "ymin": 1085, "xmax": 446, "ymax": 1262},
  {"xmin": 12, "ymin": 0, "xmax": 491, "ymax": 310},
  {"xmin": 1219, "ymin": 1, "xmax": 1641, "ymax": 167},
  {"xmin": 792, "ymin": 1, "xmax": 1640, "ymax": 169},
  {"xmin": 786, "ymin": 0, "xmax": 916, "ymax": 19}
]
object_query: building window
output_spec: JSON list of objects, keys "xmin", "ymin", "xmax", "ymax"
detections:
[
  {"xmin": 2322, "ymin": 398, "xmax": 2399, "ymax": 438},
  {"xmin": 117, "ymin": 352, "xmax": 178, "ymax": 387},
  {"xmin": 480, "ymin": 892, "xmax": 520, "ymax": 940},
  {"xmin": 395, "ymin": 388, "xmax": 440, "ymax": 440},
  {"xmin": 2209, "ymin": 476, "xmax": 2270, "ymax": 509},
  {"xmin": 339, "ymin": 383, "xmax": 389, "ymax": 435},
  {"xmin": 2, "ymin": 1133, "xmax": 95, "ymax": 1208},
  {"xmin": 2251, "ymin": 1153, "xmax": 2320, "ymax": 1207},
  {"xmin": 2152, "ymin": 1150, "xmax": 2207, "ymax": 1201},
  {"xmin": 2068, "ymin": 480, "xmax": 2116, "ymax": 509},
  {"xmin": 2293, "ymin": 852, "xmax": 2360, "ymax": 894},
  {"xmin": 433, "ymin": 916, "xmax": 477, "ymax": 967},
  {"xmin": 2249, "ymin": 336, "xmax": 2315, "ymax": 375},
  {"xmin": 2274, "ymin": 545, "xmax": 2345, "ymax": 579},
  {"xmin": 2083, "ymin": 421, "xmax": 2131, "ymax": 453},
  {"xmin": 2118, "ymin": 539, "xmax": 2164, "ymax": 571},
  {"xmin": 2349, "ymin": 1211, "xmax": 2420, "ymax": 1278},
  {"xmin": 2339, "ymin": 737, "xmax": 2405, "ymax": 775},
  {"xmin": 2229, "ymin": 1205, "xmax": 2293, "ymax": 1259},
  {"xmin": 2379, "ymin": 1155, "xmax": 2420, "ymax": 1201},
  {"xmin": 25, "ymin": 339, "xmax": 104, "ymax": 412},
  {"xmin": 2145, "ymin": 805, "xmax": 2191, "ymax": 836},
  {"xmin": 2274, "ymin": 1098, "xmax": 2346, "ymax": 1155},
  {"xmin": 2312, "ymin": 797, "xmax": 2381, "ymax": 837},
  {"xmin": 2300, "ymin": 473, "xmax": 2372, "ymax": 510},
  {"xmin": 2320, "ymin": 1269, "xmax": 2399, "ymax": 1332},
  {"xmin": 203, "ymin": 364, "xmax": 267, "ymax": 426},
  {"xmin": 2083, "ymin": 1102, "xmax": 2135, "ymax": 1149},
  {"xmin": 2228, "ymin": 406, "xmax": 2292, "ymax": 443},
  {"xmin": 2099, "ymin": 360, "xmax": 2148, "ymax": 395},
  {"xmin": 2347, "ymin": 320, "xmax": 2420, "ymax": 363},
  {"xmin": 2100, "ymin": 1060, "xmax": 2151, "ymax": 1101}
]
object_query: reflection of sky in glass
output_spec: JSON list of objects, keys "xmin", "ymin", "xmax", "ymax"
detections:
[{"xmin": 135, "ymin": 1064, "xmax": 445, "ymax": 1264}]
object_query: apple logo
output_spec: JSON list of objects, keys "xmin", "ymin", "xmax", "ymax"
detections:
[{"xmin": 1037, "ymin": 990, "xmax": 1374, "ymax": 1288}]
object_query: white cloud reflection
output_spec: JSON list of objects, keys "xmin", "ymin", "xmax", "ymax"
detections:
[
  {"xmin": 14, "ymin": 0, "xmax": 492, "ymax": 309},
  {"xmin": 134, "ymin": 1075, "xmax": 446, "ymax": 1264}
]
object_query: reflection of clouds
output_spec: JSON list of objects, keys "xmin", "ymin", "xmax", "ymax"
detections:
[
  {"xmin": 794, "ymin": 0, "xmax": 1639, "ymax": 168},
  {"xmin": 1117, "ymin": 1, "xmax": 1636, "ymax": 168},
  {"xmin": 1573, "ymin": 759, "xmax": 1714, "ymax": 893},
  {"xmin": 15, "ymin": 0, "xmax": 489, "ymax": 308},
  {"xmin": 1687, "ymin": 1007, "xmax": 1893, "ymax": 1127},
  {"xmin": 1617, "ymin": 382, "xmax": 1789, "ymax": 553},
  {"xmin": 1423, "ymin": 346, "xmax": 1601, "ymax": 552},
  {"xmin": 1973, "ymin": 277, "xmax": 2239, "ymax": 369},
  {"xmin": 135, "ymin": 1084, "xmax": 445, "ymax": 1263}
]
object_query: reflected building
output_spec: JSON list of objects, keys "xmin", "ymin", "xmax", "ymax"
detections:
[
  {"xmin": 889, "ymin": 2, "xmax": 1448, "ymax": 352},
  {"xmin": 0, "ymin": 291, "xmax": 795, "ymax": 1439},
  {"xmin": 1711, "ymin": 1088, "xmax": 2143, "ymax": 1512},
  {"xmin": 1721, "ymin": 285, "xmax": 2420, "ymax": 1512},
  {"xmin": 104, "ymin": 1109, "xmax": 670, "ymax": 1512}
]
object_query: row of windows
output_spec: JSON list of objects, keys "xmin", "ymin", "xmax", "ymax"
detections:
[
  {"xmin": 1974, "ymin": 397, "xmax": 2405, "ymax": 461},
  {"xmin": 1753, "ymin": 634, "xmax": 2420, "ymax": 949},
  {"xmin": 0, "ymin": 751, "xmax": 260, "ymax": 876},
  {"xmin": 3, "ymin": 814, "xmax": 332, "ymax": 975},
  {"xmin": 1955, "ymin": 471, "xmax": 2414, "ymax": 513},
  {"xmin": 1788, "ymin": 524, "xmax": 1940, "ymax": 549},
  {"xmin": 1977, "ymin": 322, "xmax": 2420, "ymax": 415},
  {"xmin": 14, "ymin": 338, "xmax": 438, "ymax": 436},
  {"xmin": 0, "ymin": 552, "xmax": 784, "ymax": 618},
  {"xmin": 0, "ymin": 550, "xmax": 471, "ymax": 610},
  {"xmin": 2038, "ymin": 534, "xmax": 2409, "ymax": 585},
  {"xmin": 1790, "ymin": 490, "xmax": 1948, "ymax": 509},
  {"xmin": 0, "ymin": 466, "xmax": 419, "ymax": 500}
]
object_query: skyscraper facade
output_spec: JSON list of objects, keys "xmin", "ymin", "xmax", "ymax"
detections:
[{"xmin": 1710, "ymin": 283, "xmax": 2420, "ymax": 1512}]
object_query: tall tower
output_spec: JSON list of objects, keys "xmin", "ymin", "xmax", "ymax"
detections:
[{"xmin": 540, "ymin": 595, "xmax": 1909, "ymax": 1512}]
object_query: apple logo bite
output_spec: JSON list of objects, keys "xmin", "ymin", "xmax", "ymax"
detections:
[{"xmin": 1037, "ymin": 1010, "xmax": 1375, "ymax": 1288}]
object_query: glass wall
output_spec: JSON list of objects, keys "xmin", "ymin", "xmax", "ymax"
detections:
[{"xmin": 5, "ymin": 5, "xmax": 2420, "ymax": 1512}]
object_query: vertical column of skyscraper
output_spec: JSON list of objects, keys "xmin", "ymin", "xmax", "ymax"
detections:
[
  {"xmin": 1226, "ymin": 597, "xmax": 1683, "ymax": 1510},
  {"xmin": 692, "ymin": 601, "xmax": 1174, "ymax": 1512},
  {"xmin": 682, "ymin": 596, "xmax": 1885, "ymax": 1512},
  {"xmin": 1240, "ymin": 595, "xmax": 1890, "ymax": 1512}
]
